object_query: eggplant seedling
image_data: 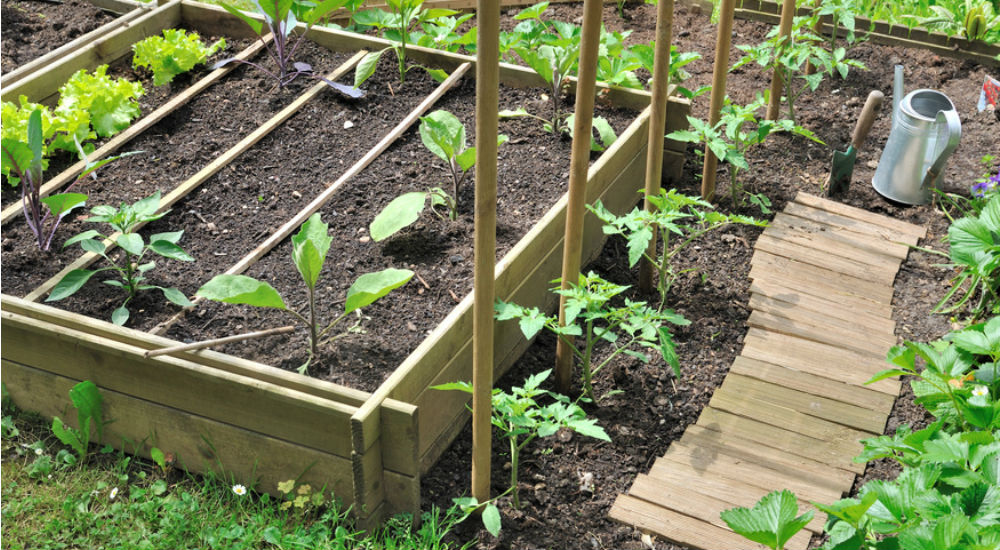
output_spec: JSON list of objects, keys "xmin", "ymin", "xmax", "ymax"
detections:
[
  {"xmin": 353, "ymin": 0, "xmax": 458, "ymax": 86},
  {"xmin": 197, "ymin": 213, "xmax": 414, "ymax": 374},
  {"xmin": 48, "ymin": 191, "xmax": 195, "ymax": 326},
  {"xmin": 369, "ymin": 110, "xmax": 507, "ymax": 241}
]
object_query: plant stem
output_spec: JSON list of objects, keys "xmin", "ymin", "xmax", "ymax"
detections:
[
  {"xmin": 307, "ymin": 283, "xmax": 319, "ymax": 360},
  {"xmin": 582, "ymin": 319, "xmax": 595, "ymax": 401},
  {"xmin": 510, "ymin": 432, "xmax": 520, "ymax": 508}
]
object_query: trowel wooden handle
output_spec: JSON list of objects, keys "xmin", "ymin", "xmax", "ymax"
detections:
[{"xmin": 851, "ymin": 90, "xmax": 884, "ymax": 150}]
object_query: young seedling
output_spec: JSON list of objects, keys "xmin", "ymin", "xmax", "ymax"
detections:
[
  {"xmin": 733, "ymin": 15, "xmax": 865, "ymax": 123},
  {"xmin": 666, "ymin": 94, "xmax": 823, "ymax": 209},
  {"xmin": 47, "ymin": 191, "xmax": 195, "ymax": 326},
  {"xmin": 588, "ymin": 189, "xmax": 767, "ymax": 307},
  {"xmin": 721, "ymin": 490, "xmax": 813, "ymax": 550},
  {"xmin": 132, "ymin": 29, "xmax": 227, "ymax": 86},
  {"xmin": 628, "ymin": 42, "xmax": 710, "ymax": 99},
  {"xmin": 196, "ymin": 213, "xmax": 414, "ymax": 374},
  {"xmin": 496, "ymin": 271, "xmax": 689, "ymax": 401},
  {"xmin": 369, "ymin": 110, "xmax": 507, "ymax": 240},
  {"xmin": 433, "ymin": 369, "xmax": 610, "ymax": 508},
  {"xmin": 500, "ymin": 43, "xmax": 580, "ymax": 135},
  {"xmin": 51, "ymin": 380, "xmax": 104, "ymax": 465},
  {"xmin": 353, "ymin": 0, "xmax": 458, "ymax": 86},
  {"xmin": 216, "ymin": 0, "xmax": 362, "ymax": 97}
]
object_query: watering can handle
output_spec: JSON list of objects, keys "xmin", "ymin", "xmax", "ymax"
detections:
[{"xmin": 921, "ymin": 108, "xmax": 962, "ymax": 191}]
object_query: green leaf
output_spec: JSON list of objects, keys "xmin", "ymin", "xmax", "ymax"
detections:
[
  {"xmin": 482, "ymin": 503, "xmax": 502, "ymax": 536},
  {"xmin": 370, "ymin": 192, "xmax": 427, "ymax": 241},
  {"xmin": 69, "ymin": 380, "xmax": 103, "ymax": 443},
  {"xmin": 566, "ymin": 417, "xmax": 611, "ymax": 441},
  {"xmin": 149, "ymin": 230, "xmax": 183, "ymax": 245},
  {"xmin": 291, "ymin": 213, "xmax": 333, "ymax": 289},
  {"xmin": 221, "ymin": 3, "xmax": 264, "ymax": 35},
  {"xmin": 47, "ymin": 269, "xmax": 99, "ymax": 302},
  {"xmin": 52, "ymin": 417, "xmax": 84, "ymax": 456},
  {"xmin": 112, "ymin": 305, "xmax": 130, "ymax": 326},
  {"xmin": 196, "ymin": 274, "xmax": 287, "ymax": 310},
  {"xmin": 592, "ymin": 117, "xmax": 617, "ymax": 150},
  {"xmin": 720, "ymin": 489, "xmax": 813, "ymax": 550},
  {"xmin": 81, "ymin": 238, "xmax": 107, "ymax": 256},
  {"xmin": 148, "ymin": 240, "xmax": 194, "ymax": 262},
  {"xmin": 344, "ymin": 268, "xmax": 414, "ymax": 314},
  {"xmin": 354, "ymin": 49, "xmax": 387, "ymax": 88},
  {"xmin": 150, "ymin": 447, "xmax": 166, "ymax": 470},
  {"xmin": 41, "ymin": 193, "xmax": 88, "ymax": 217},
  {"xmin": 159, "ymin": 286, "xmax": 194, "ymax": 307},
  {"xmin": 116, "ymin": 233, "xmax": 144, "ymax": 256},
  {"xmin": 64, "ymin": 230, "xmax": 103, "ymax": 248}
]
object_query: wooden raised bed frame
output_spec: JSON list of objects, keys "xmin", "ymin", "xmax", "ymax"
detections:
[{"xmin": 0, "ymin": 0, "xmax": 691, "ymax": 527}]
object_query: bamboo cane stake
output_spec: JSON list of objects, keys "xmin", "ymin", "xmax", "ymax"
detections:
[
  {"xmin": 766, "ymin": 0, "xmax": 796, "ymax": 120},
  {"xmin": 472, "ymin": 0, "xmax": 500, "ymax": 505},
  {"xmin": 554, "ymin": 0, "xmax": 604, "ymax": 394},
  {"xmin": 143, "ymin": 326, "xmax": 295, "ymax": 358},
  {"xmin": 638, "ymin": 0, "xmax": 676, "ymax": 294},
  {"xmin": 700, "ymin": 0, "xmax": 736, "ymax": 201},
  {"xmin": 804, "ymin": 0, "xmax": 821, "ymax": 75}
]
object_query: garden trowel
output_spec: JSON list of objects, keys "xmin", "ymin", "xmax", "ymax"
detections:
[{"xmin": 826, "ymin": 90, "xmax": 884, "ymax": 197}]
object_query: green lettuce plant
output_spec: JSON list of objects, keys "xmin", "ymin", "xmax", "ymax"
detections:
[
  {"xmin": 58, "ymin": 65, "xmax": 145, "ymax": 139},
  {"xmin": 48, "ymin": 192, "xmax": 194, "ymax": 326},
  {"xmin": 132, "ymin": 29, "xmax": 227, "ymax": 86},
  {"xmin": 197, "ymin": 213, "xmax": 414, "ymax": 373},
  {"xmin": 433, "ymin": 369, "xmax": 610, "ymax": 508},
  {"xmin": 588, "ymin": 189, "xmax": 767, "ymax": 307},
  {"xmin": 495, "ymin": 271, "xmax": 689, "ymax": 401},
  {"xmin": 1, "ymin": 96, "xmax": 92, "ymax": 170},
  {"xmin": 352, "ymin": 0, "xmax": 458, "ymax": 86}
]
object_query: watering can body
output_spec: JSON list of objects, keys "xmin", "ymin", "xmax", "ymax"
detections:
[{"xmin": 873, "ymin": 69, "xmax": 962, "ymax": 205}]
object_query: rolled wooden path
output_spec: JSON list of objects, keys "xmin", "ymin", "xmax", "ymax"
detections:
[{"xmin": 609, "ymin": 192, "xmax": 926, "ymax": 550}]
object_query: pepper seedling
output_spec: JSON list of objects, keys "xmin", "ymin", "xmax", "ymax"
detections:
[
  {"xmin": 197, "ymin": 213, "xmax": 414, "ymax": 374},
  {"xmin": 369, "ymin": 110, "xmax": 507, "ymax": 240},
  {"xmin": 48, "ymin": 191, "xmax": 195, "ymax": 326},
  {"xmin": 353, "ymin": 0, "xmax": 458, "ymax": 86}
]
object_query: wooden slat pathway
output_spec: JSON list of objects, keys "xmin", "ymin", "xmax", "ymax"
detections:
[{"xmin": 609, "ymin": 192, "xmax": 925, "ymax": 549}]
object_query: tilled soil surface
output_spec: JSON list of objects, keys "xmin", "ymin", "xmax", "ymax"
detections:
[{"xmin": 1, "ymin": 0, "xmax": 116, "ymax": 74}]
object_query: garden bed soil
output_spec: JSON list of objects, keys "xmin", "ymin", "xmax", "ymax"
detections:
[
  {"xmin": 0, "ymin": 0, "xmax": 117, "ymax": 74},
  {"xmin": 414, "ymin": 3, "xmax": 994, "ymax": 550},
  {"xmin": 0, "ymin": 39, "xmax": 344, "ymax": 294}
]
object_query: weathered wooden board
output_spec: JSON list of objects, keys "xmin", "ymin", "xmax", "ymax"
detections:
[
  {"xmin": 729, "ymin": 356, "xmax": 897, "ymax": 414},
  {"xmin": 720, "ymin": 373, "xmax": 888, "ymax": 434},
  {"xmin": 749, "ymin": 282, "xmax": 896, "ymax": 332},
  {"xmin": 761, "ymin": 222, "xmax": 903, "ymax": 275},
  {"xmin": 747, "ymin": 309, "xmax": 895, "ymax": 357},
  {"xmin": 630, "ymin": 473, "xmax": 824, "ymax": 536},
  {"xmin": 778, "ymin": 206, "xmax": 916, "ymax": 257},
  {"xmin": 794, "ymin": 193, "xmax": 926, "ymax": 242},
  {"xmin": 751, "ymin": 250, "xmax": 895, "ymax": 306},
  {"xmin": 770, "ymin": 212, "xmax": 910, "ymax": 260},
  {"xmin": 742, "ymin": 328, "xmax": 900, "ymax": 394},
  {"xmin": 695, "ymin": 407, "xmax": 865, "ymax": 474},
  {"xmin": 755, "ymin": 233, "xmax": 898, "ymax": 285},
  {"xmin": 678, "ymin": 424, "xmax": 855, "ymax": 491},
  {"xmin": 749, "ymin": 292, "xmax": 896, "ymax": 341},
  {"xmin": 609, "ymin": 495, "xmax": 775, "ymax": 550}
]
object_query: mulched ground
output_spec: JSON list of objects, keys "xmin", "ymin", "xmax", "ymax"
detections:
[{"xmin": 2, "ymin": 3, "xmax": 997, "ymax": 549}]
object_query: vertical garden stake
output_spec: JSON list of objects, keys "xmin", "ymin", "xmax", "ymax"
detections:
[
  {"xmin": 638, "ymin": 0, "xmax": 676, "ymax": 294},
  {"xmin": 701, "ymin": 0, "xmax": 737, "ymax": 201},
  {"xmin": 766, "ymin": 0, "xmax": 797, "ymax": 120},
  {"xmin": 554, "ymin": 0, "xmax": 604, "ymax": 394},
  {"xmin": 472, "ymin": 0, "xmax": 501, "ymax": 506}
]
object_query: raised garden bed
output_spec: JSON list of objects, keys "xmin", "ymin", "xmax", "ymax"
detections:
[{"xmin": 0, "ymin": 0, "xmax": 691, "ymax": 526}]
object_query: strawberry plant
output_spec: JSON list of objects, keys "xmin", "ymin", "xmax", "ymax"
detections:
[
  {"xmin": 197, "ymin": 213, "xmax": 414, "ymax": 374},
  {"xmin": 48, "ymin": 192, "xmax": 195, "ymax": 326},
  {"xmin": 132, "ymin": 29, "xmax": 227, "ymax": 86}
]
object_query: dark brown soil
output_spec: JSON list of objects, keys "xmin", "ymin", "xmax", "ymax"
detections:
[
  {"xmin": 2, "ymin": 3, "xmax": 997, "ymax": 549},
  {"xmin": 1, "ymin": 0, "xmax": 115, "ymax": 74}
]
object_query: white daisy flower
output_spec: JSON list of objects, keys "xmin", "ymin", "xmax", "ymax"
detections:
[
  {"xmin": 109, "ymin": 487, "xmax": 119, "ymax": 500},
  {"xmin": 972, "ymin": 385, "xmax": 989, "ymax": 398},
  {"xmin": 232, "ymin": 484, "xmax": 247, "ymax": 496}
]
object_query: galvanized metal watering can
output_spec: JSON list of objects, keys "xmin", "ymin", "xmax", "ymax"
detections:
[{"xmin": 872, "ymin": 65, "xmax": 962, "ymax": 205}]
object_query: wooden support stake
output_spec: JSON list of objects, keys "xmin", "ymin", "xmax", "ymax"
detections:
[
  {"xmin": 638, "ymin": 0, "xmax": 676, "ymax": 294},
  {"xmin": 143, "ymin": 326, "xmax": 295, "ymax": 358},
  {"xmin": 554, "ymin": 0, "xmax": 603, "ymax": 394},
  {"xmin": 1, "ymin": 38, "xmax": 272, "ymax": 226},
  {"xmin": 700, "ymin": 0, "xmax": 736, "ymax": 201},
  {"xmin": 472, "ymin": 0, "xmax": 501, "ymax": 507},
  {"xmin": 765, "ymin": 0, "xmax": 796, "ymax": 120}
]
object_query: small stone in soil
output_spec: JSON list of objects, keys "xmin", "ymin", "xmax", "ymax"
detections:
[{"xmin": 449, "ymin": 254, "xmax": 464, "ymax": 265}]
